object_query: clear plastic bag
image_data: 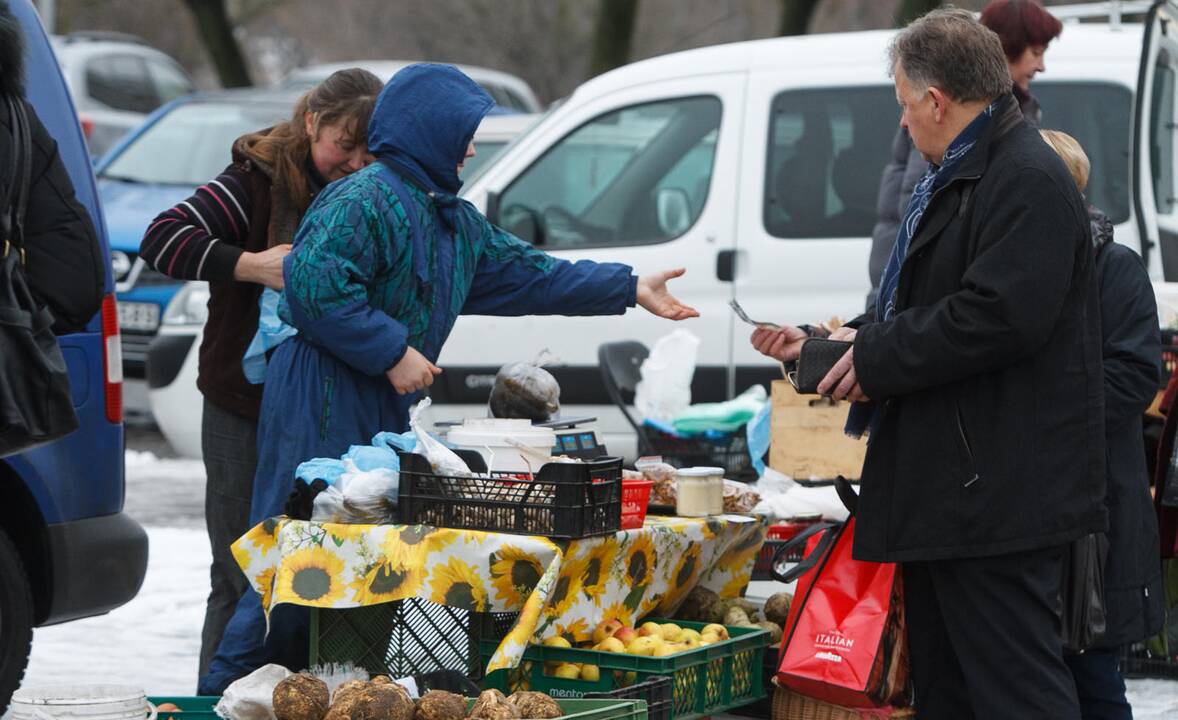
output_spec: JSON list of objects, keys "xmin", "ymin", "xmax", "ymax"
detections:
[
  {"xmin": 310, "ymin": 460, "xmax": 399, "ymax": 524},
  {"xmin": 488, "ymin": 350, "xmax": 561, "ymax": 421},
  {"xmin": 214, "ymin": 663, "xmax": 291, "ymax": 720},
  {"xmin": 410, "ymin": 398, "xmax": 471, "ymax": 476},
  {"xmin": 636, "ymin": 455, "xmax": 678, "ymax": 506},
  {"xmin": 634, "ymin": 329, "xmax": 700, "ymax": 422}
]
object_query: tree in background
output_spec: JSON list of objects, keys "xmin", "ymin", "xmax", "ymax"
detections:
[
  {"xmin": 181, "ymin": 0, "xmax": 252, "ymax": 87},
  {"xmin": 589, "ymin": 0, "xmax": 640, "ymax": 78},
  {"xmin": 895, "ymin": 0, "xmax": 942, "ymax": 27},
  {"xmin": 779, "ymin": 0, "xmax": 822, "ymax": 36}
]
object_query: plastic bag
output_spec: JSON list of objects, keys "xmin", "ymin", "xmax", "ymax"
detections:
[
  {"xmin": 751, "ymin": 468, "xmax": 850, "ymax": 521},
  {"xmin": 746, "ymin": 401, "xmax": 771, "ymax": 477},
  {"xmin": 489, "ymin": 350, "xmax": 561, "ymax": 421},
  {"xmin": 310, "ymin": 460, "xmax": 399, "ymax": 524},
  {"xmin": 410, "ymin": 398, "xmax": 471, "ymax": 476},
  {"xmin": 214, "ymin": 663, "xmax": 291, "ymax": 720},
  {"xmin": 671, "ymin": 384, "xmax": 767, "ymax": 434},
  {"xmin": 635, "ymin": 329, "xmax": 700, "ymax": 423},
  {"xmin": 636, "ymin": 455, "xmax": 678, "ymax": 506},
  {"xmin": 242, "ymin": 288, "xmax": 298, "ymax": 385}
]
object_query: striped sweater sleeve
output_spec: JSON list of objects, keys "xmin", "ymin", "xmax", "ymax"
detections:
[{"xmin": 140, "ymin": 164, "xmax": 253, "ymax": 281}]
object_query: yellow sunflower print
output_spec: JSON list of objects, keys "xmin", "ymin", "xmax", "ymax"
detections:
[
  {"xmin": 248, "ymin": 517, "xmax": 281, "ymax": 554},
  {"xmin": 493, "ymin": 591, "xmax": 546, "ymax": 671},
  {"xmin": 255, "ymin": 566, "xmax": 276, "ymax": 610},
  {"xmin": 231, "ymin": 540, "xmax": 253, "ymax": 574},
  {"xmin": 351, "ymin": 559, "xmax": 425, "ymax": 605},
  {"xmin": 429, "ymin": 557, "xmax": 489, "ymax": 611},
  {"xmin": 490, "ymin": 545, "xmax": 545, "ymax": 607},
  {"xmin": 545, "ymin": 555, "xmax": 586, "ymax": 618},
  {"xmin": 601, "ymin": 601, "xmax": 634, "ymax": 628},
  {"xmin": 327, "ymin": 523, "xmax": 373, "ymax": 547},
  {"xmin": 555, "ymin": 618, "xmax": 592, "ymax": 645},
  {"xmin": 382, "ymin": 525, "xmax": 455, "ymax": 568},
  {"xmin": 276, "ymin": 546, "xmax": 347, "ymax": 605},
  {"xmin": 580, "ymin": 540, "xmax": 617, "ymax": 600},
  {"xmin": 721, "ymin": 569, "xmax": 754, "ymax": 599},
  {"xmin": 623, "ymin": 534, "xmax": 657, "ymax": 587},
  {"xmin": 717, "ymin": 527, "xmax": 764, "ymax": 572},
  {"xmin": 656, "ymin": 545, "xmax": 702, "ymax": 614}
]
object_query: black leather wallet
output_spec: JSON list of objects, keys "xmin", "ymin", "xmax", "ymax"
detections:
[{"xmin": 787, "ymin": 338, "xmax": 853, "ymax": 394}]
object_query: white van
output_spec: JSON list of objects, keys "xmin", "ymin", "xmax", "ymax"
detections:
[{"xmin": 427, "ymin": 3, "xmax": 1178, "ymax": 458}]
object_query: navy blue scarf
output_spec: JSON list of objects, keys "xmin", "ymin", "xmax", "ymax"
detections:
[{"xmin": 845, "ymin": 102, "xmax": 996, "ymax": 439}]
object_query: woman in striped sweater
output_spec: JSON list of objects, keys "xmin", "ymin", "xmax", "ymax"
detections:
[{"xmin": 139, "ymin": 67, "xmax": 382, "ymax": 681}]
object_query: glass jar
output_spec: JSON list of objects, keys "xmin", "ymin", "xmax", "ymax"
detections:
[{"xmin": 675, "ymin": 466, "xmax": 724, "ymax": 517}]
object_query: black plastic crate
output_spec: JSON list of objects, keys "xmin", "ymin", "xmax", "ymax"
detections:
[
  {"xmin": 1121, "ymin": 642, "xmax": 1178, "ymax": 680},
  {"xmin": 644, "ymin": 428, "xmax": 755, "ymax": 481},
  {"xmin": 308, "ymin": 597, "xmax": 518, "ymax": 681},
  {"xmin": 586, "ymin": 675, "xmax": 672, "ymax": 720},
  {"xmin": 398, "ymin": 451, "xmax": 623, "ymax": 540}
]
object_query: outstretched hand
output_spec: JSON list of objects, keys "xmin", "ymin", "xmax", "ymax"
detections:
[
  {"xmin": 636, "ymin": 268, "xmax": 700, "ymax": 321},
  {"xmin": 750, "ymin": 325, "xmax": 809, "ymax": 362}
]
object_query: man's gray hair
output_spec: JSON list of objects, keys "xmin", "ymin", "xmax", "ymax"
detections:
[{"xmin": 888, "ymin": 8, "xmax": 1011, "ymax": 104}]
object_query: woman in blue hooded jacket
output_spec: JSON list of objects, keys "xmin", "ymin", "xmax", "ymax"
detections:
[{"xmin": 200, "ymin": 63, "xmax": 697, "ymax": 693}]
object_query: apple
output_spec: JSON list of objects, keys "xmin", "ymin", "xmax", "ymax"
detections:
[
  {"xmin": 638, "ymin": 622, "xmax": 662, "ymax": 637},
  {"xmin": 702, "ymin": 623, "xmax": 729, "ymax": 640},
  {"xmin": 681, "ymin": 629, "xmax": 702, "ymax": 644},
  {"xmin": 613, "ymin": 626, "xmax": 639, "ymax": 645},
  {"xmin": 659, "ymin": 623, "xmax": 683, "ymax": 642},
  {"xmin": 544, "ymin": 636, "xmax": 573, "ymax": 648},
  {"xmin": 625, "ymin": 636, "xmax": 661, "ymax": 656},
  {"xmin": 595, "ymin": 636, "xmax": 626, "ymax": 653},
  {"xmin": 593, "ymin": 619, "xmax": 624, "ymax": 645},
  {"xmin": 581, "ymin": 664, "xmax": 600, "ymax": 682},
  {"xmin": 554, "ymin": 663, "xmax": 581, "ymax": 679},
  {"xmin": 653, "ymin": 642, "xmax": 684, "ymax": 657}
]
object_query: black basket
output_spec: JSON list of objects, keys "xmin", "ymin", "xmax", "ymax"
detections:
[
  {"xmin": 585, "ymin": 675, "xmax": 673, "ymax": 720},
  {"xmin": 644, "ymin": 428, "xmax": 755, "ymax": 481},
  {"xmin": 398, "ymin": 451, "xmax": 622, "ymax": 540},
  {"xmin": 750, "ymin": 538, "xmax": 806, "ymax": 582},
  {"xmin": 1121, "ymin": 641, "xmax": 1178, "ymax": 680},
  {"xmin": 308, "ymin": 597, "xmax": 519, "ymax": 681}
]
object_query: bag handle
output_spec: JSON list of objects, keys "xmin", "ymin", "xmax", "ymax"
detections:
[
  {"xmin": 770, "ymin": 520, "xmax": 840, "ymax": 584},
  {"xmin": 3, "ymin": 94, "xmax": 31, "ymax": 263}
]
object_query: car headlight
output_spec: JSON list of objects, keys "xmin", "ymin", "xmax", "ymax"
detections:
[
  {"xmin": 110, "ymin": 251, "xmax": 132, "ymax": 281},
  {"xmin": 162, "ymin": 281, "xmax": 210, "ymax": 326}
]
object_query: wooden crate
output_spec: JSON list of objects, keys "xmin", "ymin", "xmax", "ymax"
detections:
[{"xmin": 769, "ymin": 380, "xmax": 867, "ymax": 481}]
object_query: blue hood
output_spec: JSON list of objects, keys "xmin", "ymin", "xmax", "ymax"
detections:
[{"xmin": 367, "ymin": 63, "xmax": 494, "ymax": 196}]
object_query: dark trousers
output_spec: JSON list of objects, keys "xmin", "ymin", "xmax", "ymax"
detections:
[
  {"xmin": 904, "ymin": 545, "xmax": 1081, "ymax": 719},
  {"xmin": 1065, "ymin": 648, "xmax": 1133, "ymax": 720},
  {"xmin": 198, "ymin": 399, "xmax": 256, "ymax": 682}
]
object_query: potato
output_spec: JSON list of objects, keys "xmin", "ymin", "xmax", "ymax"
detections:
[
  {"xmin": 469, "ymin": 689, "xmax": 521, "ymax": 720},
  {"xmin": 415, "ymin": 690, "xmax": 467, "ymax": 720},
  {"xmin": 723, "ymin": 607, "xmax": 750, "ymax": 627},
  {"xmin": 675, "ymin": 587, "xmax": 719, "ymax": 623},
  {"xmin": 755, "ymin": 620, "xmax": 784, "ymax": 644},
  {"xmin": 350, "ymin": 683, "xmax": 415, "ymax": 720},
  {"xmin": 330, "ymin": 679, "xmax": 369, "ymax": 717},
  {"xmin": 763, "ymin": 592, "xmax": 793, "ymax": 626},
  {"xmin": 507, "ymin": 691, "xmax": 562, "ymax": 719},
  {"xmin": 273, "ymin": 673, "xmax": 330, "ymax": 720}
]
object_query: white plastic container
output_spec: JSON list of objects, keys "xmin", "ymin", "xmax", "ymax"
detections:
[
  {"xmin": 675, "ymin": 466, "xmax": 724, "ymax": 516},
  {"xmin": 11, "ymin": 686, "xmax": 155, "ymax": 720},
  {"xmin": 446, "ymin": 418, "xmax": 556, "ymax": 473}
]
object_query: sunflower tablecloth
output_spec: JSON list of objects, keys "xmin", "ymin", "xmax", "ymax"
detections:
[{"xmin": 231, "ymin": 514, "xmax": 766, "ymax": 672}]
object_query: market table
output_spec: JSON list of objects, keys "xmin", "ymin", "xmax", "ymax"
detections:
[{"xmin": 231, "ymin": 514, "xmax": 767, "ymax": 672}]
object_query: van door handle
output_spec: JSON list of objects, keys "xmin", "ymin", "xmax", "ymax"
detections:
[{"xmin": 716, "ymin": 250, "xmax": 736, "ymax": 282}]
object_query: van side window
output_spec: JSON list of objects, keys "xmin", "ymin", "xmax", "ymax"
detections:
[
  {"xmin": 763, "ymin": 87, "xmax": 898, "ymax": 239},
  {"xmin": 498, "ymin": 96, "xmax": 722, "ymax": 250},
  {"xmin": 1148, "ymin": 61, "xmax": 1175, "ymax": 214},
  {"xmin": 86, "ymin": 54, "xmax": 158, "ymax": 114},
  {"xmin": 147, "ymin": 59, "xmax": 194, "ymax": 106},
  {"xmin": 1034, "ymin": 81, "xmax": 1132, "ymax": 223}
]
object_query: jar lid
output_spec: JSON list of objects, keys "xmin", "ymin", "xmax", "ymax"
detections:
[{"xmin": 675, "ymin": 467, "xmax": 716, "ymax": 478}]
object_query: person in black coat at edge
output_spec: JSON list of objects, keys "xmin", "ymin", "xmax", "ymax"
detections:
[
  {"xmin": 1041, "ymin": 129, "xmax": 1165, "ymax": 720},
  {"xmin": 752, "ymin": 9, "xmax": 1103, "ymax": 717},
  {"xmin": 0, "ymin": 0, "xmax": 102, "ymax": 336},
  {"xmin": 866, "ymin": 0, "xmax": 1061, "ymax": 309}
]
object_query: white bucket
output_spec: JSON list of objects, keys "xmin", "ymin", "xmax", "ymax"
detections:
[
  {"xmin": 447, "ymin": 418, "xmax": 556, "ymax": 473},
  {"xmin": 11, "ymin": 685, "xmax": 156, "ymax": 720}
]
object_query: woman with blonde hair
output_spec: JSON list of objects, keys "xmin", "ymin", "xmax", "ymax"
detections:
[
  {"xmin": 1041, "ymin": 128, "xmax": 1164, "ymax": 720},
  {"xmin": 139, "ymin": 67, "xmax": 383, "ymax": 680}
]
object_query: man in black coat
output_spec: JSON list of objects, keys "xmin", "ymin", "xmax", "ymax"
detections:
[
  {"xmin": 0, "ymin": 1, "xmax": 102, "ymax": 335},
  {"xmin": 752, "ymin": 9, "xmax": 1104, "ymax": 717}
]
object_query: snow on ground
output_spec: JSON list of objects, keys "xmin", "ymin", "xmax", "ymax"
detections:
[{"xmin": 11, "ymin": 451, "xmax": 1178, "ymax": 716}]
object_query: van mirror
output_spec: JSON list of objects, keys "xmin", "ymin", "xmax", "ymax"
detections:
[
  {"xmin": 502, "ymin": 203, "xmax": 545, "ymax": 245},
  {"xmin": 656, "ymin": 188, "xmax": 691, "ymax": 237}
]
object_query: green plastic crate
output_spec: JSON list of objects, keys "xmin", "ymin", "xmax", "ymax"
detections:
[
  {"xmin": 481, "ymin": 619, "xmax": 767, "ymax": 720},
  {"xmin": 147, "ymin": 697, "xmax": 219, "ymax": 720},
  {"xmin": 466, "ymin": 698, "xmax": 646, "ymax": 720}
]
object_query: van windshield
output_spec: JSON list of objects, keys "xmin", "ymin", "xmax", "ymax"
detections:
[{"xmin": 100, "ymin": 100, "xmax": 289, "ymax": 186}]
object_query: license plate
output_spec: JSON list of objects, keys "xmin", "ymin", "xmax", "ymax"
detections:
[{"xmin": 117, "ymin": 301, "xmax": 160, "ymax": 332}]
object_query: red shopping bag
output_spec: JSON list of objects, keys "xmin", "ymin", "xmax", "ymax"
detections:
[{"xmin": 774, "ymin": 515, "xmax": 908, "ymax": 709}]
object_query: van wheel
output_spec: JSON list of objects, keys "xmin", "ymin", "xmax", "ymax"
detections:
[{"xmin": 0, "ymin": 529, "xmax": 33, "ymax": 715}]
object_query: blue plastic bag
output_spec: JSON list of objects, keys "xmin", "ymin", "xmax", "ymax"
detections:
[
  {"xmin": 747, "ymin": 401, "xmax": 771, "ymax": 477},
  {"xmin": 242, "ymin": 288, "xmax": 298, "ymax": 384}
]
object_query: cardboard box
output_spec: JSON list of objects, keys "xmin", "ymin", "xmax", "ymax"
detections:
[{"xmin": 769, "ymin": 380, "xmax": 867, "ymax": 480}]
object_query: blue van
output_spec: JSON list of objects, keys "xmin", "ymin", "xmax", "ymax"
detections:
[{"xmin": 0, "ymin": 0, "xmax": 148, "ymax": 709}]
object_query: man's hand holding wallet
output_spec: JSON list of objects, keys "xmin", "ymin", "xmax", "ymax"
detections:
[{"xmin": 748, "ymin": 322, "xmax": 868, "ymax": 402}]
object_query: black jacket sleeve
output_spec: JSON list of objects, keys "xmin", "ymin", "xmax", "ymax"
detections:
[
  {"xmin": 10, "ymin": 100, "xmax": 103, "ymax": 333},
  {"xmin": 1097, "ymin": 242, "xmax": 1160, "ymax": 425}
]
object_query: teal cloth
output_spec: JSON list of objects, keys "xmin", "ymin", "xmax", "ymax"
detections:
[{"xmin": 671, "ymin": 385, "xmax": 767, "ymax": 434}]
